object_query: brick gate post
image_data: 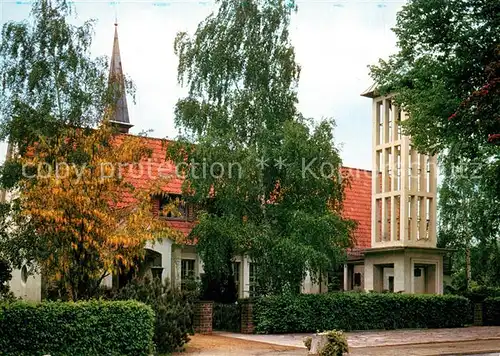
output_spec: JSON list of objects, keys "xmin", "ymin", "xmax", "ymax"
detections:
[
  {"xmin": 240, "ymin": 299, "xmax": 255, "ymax": 334},
  {"xmin": 194, "ymin": 301, "xmax": 214, "ymax": 334}
]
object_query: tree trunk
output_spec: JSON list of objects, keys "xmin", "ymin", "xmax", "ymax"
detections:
[{"xmin": 0, "ymin": 141, "xmax": 13, "ymax": 203}]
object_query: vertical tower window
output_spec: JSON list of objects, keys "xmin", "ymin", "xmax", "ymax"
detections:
[
  {"xmin": 388, "ymin": 101, "xmax": 393, "ymax": 142},
  {"xmin": 395, "ymin": 196, "xmax": 401, "ymax": 241},
  {"xmin": 397, "ymin": 108, "xmax": 402, "ymax": 140},
  {"xmin": 376, "ymin": 150, "xmax": 382, "ymax": 194},
  {"xmin": 376, "ymin": 198, "xmax": 382, "ymax": 242},
  {"xmin": 384, "ymin": 197, "xmax": 391, "ymax": 241},
  {"xmin": 377, "ymin": 101, "xmax": 383, "ymax": 145},
  {"xmin": 426, "ymin": 157, "xmax": 431, "ymax": 193}
]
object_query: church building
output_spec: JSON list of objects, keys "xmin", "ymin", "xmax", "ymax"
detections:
[{"xmin": 4, "ymin": 24, "xmax": 446, "ymax": 301}]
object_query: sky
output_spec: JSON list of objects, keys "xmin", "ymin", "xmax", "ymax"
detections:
[{"xmin": 0, "ymin": 0, "xmax": 405, "ymax": 170}]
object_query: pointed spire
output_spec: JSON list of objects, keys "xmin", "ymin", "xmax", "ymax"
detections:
[{"xmin": 108, "ymin": 23, "xmax": 133, "ymax": 133}]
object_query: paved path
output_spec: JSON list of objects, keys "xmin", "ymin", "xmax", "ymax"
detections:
[
  {"xmin": 349, "ymin": 340, "xmax": 500, "ymax": 356},
  {"xmin": 175, "ymin": 334, "xmax": 304, "ymax": 356},
  {"xmin": 177, "ymin": 333, "xmax": 500, "ymax": 356},
  {"xmin": 177, "ymin": 327, "xmax": 500, "ymax": 355},
  {"xmin": 217, "ymin": 326, "xmax": 500, "ymax": 348}
]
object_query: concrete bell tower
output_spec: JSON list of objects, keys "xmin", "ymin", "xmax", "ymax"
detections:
[{"xmin": 361, "ymin": 86, "xmax": 445, "ymax": 294}]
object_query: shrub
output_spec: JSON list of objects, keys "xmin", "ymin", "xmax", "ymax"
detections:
[
  {"xmin": 113, "ymin": 277, "xmax": 195, "ymax": 354},
  {"xmin": 0, "ymin": 300, "xmax": 154, "ymax": 356},
  {"xmin": 200, "ymin": 273, "xmax": 238, "ymax": 303},
  {"xmin": 484, "ymin": 297, "xmax": 500, "ymax": 326},
  {"xmin": 253, "ymin": 292, "xmax": 470, "ymax": 334},
  {"xmin": 303, "ymin": 336, "xmax": 312, "ymax": 351},
  {"xmin": 213, "ymin": 302, "xmax": 241, "ymax": 331},
  {"xmin": 461, "ymin": 286, "xmax": 500, "ymax": 303},
  {"xmin": 303, "ymin": 330, "xmax": 349, "ymax": 356},
  {"xmin": 0, "ymin": 259, "xmax": 15, "ymax": 301},
  {"xmin": 319, "ymin": 330, "xmax": 349, "ymax": 356}
]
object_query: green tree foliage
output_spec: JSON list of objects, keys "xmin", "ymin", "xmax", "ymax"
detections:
[
  {"xmin": 0, "ymin": 258, "xmax": 15, "ymax": 300},
  {"xmin": 168, "ymin": 0, "xmax": 355, "ymax": 295},
  {"xmin": 370, "ymin": 0, "xmax": 499, "ymax": 155},
  {"xmin": 0, "ymin": 0, "xmax": 112, "ymax": 157},
  {"xmin": 439, "ymin": 158, "xmax": 500, "ymax": 289},
  {"xmin": 0, "ymin": 0, "xmax": 110, "ymax": 233},
  {"xmin": 369, "ymin": 0, "xmax": 499, "ymax": 289},
  {"xmin": 484, "ymin": 297, "xmax": 500, "ymax": 326}
]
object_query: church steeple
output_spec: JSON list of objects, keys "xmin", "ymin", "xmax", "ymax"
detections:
[{"xmin": 108, "ymin": 23, "xmax": 133, "ymax": 134}]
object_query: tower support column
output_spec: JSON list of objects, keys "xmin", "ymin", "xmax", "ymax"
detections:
[{"xmin": 363, "ymin": 247, "xmax": 444, "ymax": 294}]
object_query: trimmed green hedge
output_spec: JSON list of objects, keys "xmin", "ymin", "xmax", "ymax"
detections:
[
  {"xmin": 254, "ymin": 292, "xmax": 470, "ymax": 334},
  {"xmin": 484, "ymin": 297, "xmax": 500, "ymax": 326},
  {"xmin": 0, "ymin": 300, "xmax": 155, "ymax": 356}
]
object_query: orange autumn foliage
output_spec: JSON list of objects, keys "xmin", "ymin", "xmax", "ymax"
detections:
[{"xmin": 18, "ymin": 121, "xmax": 183, "ymax": 300}]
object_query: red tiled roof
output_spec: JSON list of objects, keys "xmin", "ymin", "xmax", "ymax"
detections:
[
  {"xmin": 114, "ymin": 135, "xmax": 183, "ymax": 194},
  {"xmin": 341, "ymin": 167, "xmax": 372, "ymax": 249},
  {"xmin": 120, "ymin": 135, "xmax": 372, "ymax": 248},
  {"xmin": 117, "ymin": 135, "xmax": 195, "ymax": 236}
]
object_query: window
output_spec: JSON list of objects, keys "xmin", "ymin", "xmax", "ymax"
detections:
[
  {"xmin": 249, "ymin": 263, "xmax": 258, "ymax": 297},
  {"xmin": 181, "ymin": 259, "xmax": 195, "ymax": 281},
  {"xmin": 353, "ymin": 272, "xmax": 362, "ymax": 287},
  {"xmin": 146, "ymin": 250, "xmax": 163, "ymax": 281},
  {"xmin": 414, "ymin": 268, "xmax": 422, "ymax": 277},
  {"xmin": 232, "ymin": 262, "xmax": 240, "ymax": 292},
  {"xmin": 388, "ymin": 276, "xmax": 394, "ymax": 292},
  {"xmin": 159, "ymin": 194, "xmax": 196, "ymax": 220},
  {"xmin": 151, "ymin": 267, "xmax": 163, "ymax": 280},
  {"xmin": 21, "ymin": 265, "xmax": 28, "ymax": 285}
]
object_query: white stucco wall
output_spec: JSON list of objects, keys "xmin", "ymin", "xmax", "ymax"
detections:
[
  {"xmin": 170, "ymin": 245, "xmax": 205, "ymax": 287},
  {"xmin": 102, "ymin": 273, "xmax": 113, "ymax": 289},
  {"xmin": 413, "ymin": 267, "xmax": 426, "ymax": 294},
  {"xmin": 382, "ymin": 266, "xmax": 424, "ymax": 293},
  {"xmin": 9, "ymin": 266, "xmax": 41, "ymax": 301},
  {"xmin": 365, "ymin": 250, "xmax": 443, "ymax": 294},
  {"xmin": 232, "ymin": 255, "xmax": 243, "ymax": 298},
  {"xmin": 146, "ymin": 238, "xmax": 173, "ymax": 283},
  {"xmin": 242, "ymin": 255, "xmax": 251, "ymax": 298},
  {"xmin": 302, "ymin": 271, "xmax": 328, "ymax": 294},
  {"xmin": 302, "ymin": 271, "xmax": 315, "ymax": 294}
]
